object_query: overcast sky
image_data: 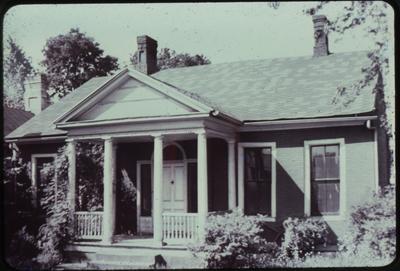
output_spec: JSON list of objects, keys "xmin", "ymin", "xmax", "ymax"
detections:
[{"xmin": 3, "ymin": 2, "xmax": 394, "ymax": 69}]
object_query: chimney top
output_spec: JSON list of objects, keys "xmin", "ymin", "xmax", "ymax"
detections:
[
  {"xmin": 23, "ymin": 73, "xmax": 50, "ymax": 115},
  {"xmin": 312, "ymin": 15, "xmax": 329, "ymax": 57},
  {"xmin": 135, "ymin": 35, "xmax": 158, "ymax": 75},
  {"xmin": 137, "ymin": 35, "xmax": 157, "ymax": 45}
]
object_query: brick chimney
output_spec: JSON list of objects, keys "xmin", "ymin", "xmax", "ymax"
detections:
[
  {"xmin": 135, "ymin": 35, "xmax": 158, "ymax": 75},
  {"xmin": 23, "ymin": 74, "xmax": 50, "ymax": 115},
  {"xmin": 312, "ymin": 15, "xmax": 330, "ymax": 57}
]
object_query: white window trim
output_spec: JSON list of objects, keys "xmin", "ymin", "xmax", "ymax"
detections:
[
  {"xmin": 304, "ymin": 138, "xmax": 346, "ymax": 221},
  {"xmin": 238, "ymin": 142, "xmax": 276, "ymax": 221}
]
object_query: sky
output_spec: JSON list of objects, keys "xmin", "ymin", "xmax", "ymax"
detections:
[{"xmin": 3, "ymin": 2, "xmax": 395, "ymax": 69}]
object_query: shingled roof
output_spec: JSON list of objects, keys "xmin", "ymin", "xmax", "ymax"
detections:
[
  {"xmin": 3, "ymin": 107, "xmax": 34, "ymax": 136},
  {"xmin": 153, "ymin": 50, "xmax": 375, "ymax": 121},
  {"xmin": 5, "ymin": 50, "xmax": 376, "ymax": 140}
]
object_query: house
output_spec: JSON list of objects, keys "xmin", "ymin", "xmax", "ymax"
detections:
[{"xmin": 4, "ymin": 15, "xmax": 391, "ymax": 267}]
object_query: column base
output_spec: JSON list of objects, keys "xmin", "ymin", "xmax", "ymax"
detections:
[
  {"xmin": 151, "ymin": 239, "xmax": 165, "ymax": 247},
  {"xmin": 101, "ymin": 236, "xmax": 114, "ymax": 245}
]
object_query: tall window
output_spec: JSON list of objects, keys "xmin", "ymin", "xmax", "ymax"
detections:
[
  {"xmin": 244, "ymin": 147, "xmax": 272, "ymax": 215},
  {"xmin": 310, "ymin": 144, "xmax": 340, "ymax": 215}
]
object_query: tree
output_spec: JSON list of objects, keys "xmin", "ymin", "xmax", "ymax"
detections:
[
  {"xmin": 271, "ymin": 1, "xmax": 395, "ymax": 182},
  {"xmin": 3, "ymin": 37, "xmax": 35, "ymax": 109},
  {"xmin": 42, "ymin": 28, "xmax": 119, "ymax": 98},
  {"xmin": 130, "ymin": 47, "xmax": 211, "ymax": 70}
]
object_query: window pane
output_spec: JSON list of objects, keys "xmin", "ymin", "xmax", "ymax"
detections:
[
  {"xmin": 311, "ymin": 146, "xmax": 325, "ymax": 179},
  {"xmin": 245, "ymin": 182, "xmax": 258, "ymax": 215},
  {"xmin": 325, "ymin": 181, "xmax": 340, "ymax": 214},
  {"xmin": 310, "ymin": 144, "xmax": 341, "ymax": 216},
  {"xmin": 311, "ymin": 181, "xmax": 327, "ymax": 215},
  {"xmin": 325, "ymin": 145, "xmax": 339, "ymax": 179},
  {"xmin": 245, "ymin": 150, "xmax": 257, "ymax": 181},
  {"xmin": 244, "ymin": 147, "xmax": 272, "ymax": 215}
]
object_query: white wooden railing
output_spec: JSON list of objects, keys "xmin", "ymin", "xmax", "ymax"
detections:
[
  {"xmin": 74, "ymin": 211, "xmax": 103, "ymax": 239},
  {"xmin": 162, "ymin": 212, "xmax": 199, "ymax": 243}
]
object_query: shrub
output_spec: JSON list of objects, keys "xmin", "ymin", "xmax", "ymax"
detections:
[
  {"xmin": 190, "ymin": 208, "xmax": 281, "ymax": 268},
  {"xmin": 281, "ymin": 217, "xmax": 328, "ymax": 260},
  {"xmin": 6, "ymin": 226, "xmax": 39, "ymax": 270},
  {"xmin": 338, "ymin": 185, "xmax": 395, "ymax": 263},
  {"xmin": 36, "ymin": 146, "xmax": 74, "ymax": 269}
]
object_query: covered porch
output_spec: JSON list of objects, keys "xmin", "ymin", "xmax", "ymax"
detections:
[{"xmin": 66, "ymin": 124, "xmax": 238, "ymax": 246}]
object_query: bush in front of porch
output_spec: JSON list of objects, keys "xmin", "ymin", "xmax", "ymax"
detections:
[
  {"xmin": 189, "ymin": 185, "xmax": 396, "ymax": 268},
  {"xmin": 189, "ymin": 209, "xmax": 281, "ymax": 268}
]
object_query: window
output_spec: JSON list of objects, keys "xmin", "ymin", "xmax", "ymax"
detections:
[
  {"xmin": 310, "ymin": 145, "xmax": 340, "ymax": 215},
  {"xmin": 304, "ymin": 139, "xmax": 345, "ymax": 219},
  {"xmin": 238, "ymin": 143, "xmax": 276, "ymax": 219}
]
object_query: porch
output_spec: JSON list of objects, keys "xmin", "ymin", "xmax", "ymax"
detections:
[{"xmin": 67, "ymin": 127, "xmax": 238, "ymax": 246}]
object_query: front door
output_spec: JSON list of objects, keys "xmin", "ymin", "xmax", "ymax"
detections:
[{"xmin": 163, "ymin": 163, "xmax": 187, "ymax": 212}]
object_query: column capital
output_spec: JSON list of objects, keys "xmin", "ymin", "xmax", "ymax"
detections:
[
  {"xmin": 226, "ymin": 138, "xmax": 236, "ymax": 144},
  {"xmin": 152, "ymin": 133, "xmax": 164, "ymax": 140},
  {"xmin": 196, "ymin": 129, "xmax": 207, "ymax": 136},
  {"xmin": 66, "ymin": 138, "xmax": 76, "ymax": 144},
  {"xmin": 102, "ymin": 136, "xmax": 114, "ymax": 142}
]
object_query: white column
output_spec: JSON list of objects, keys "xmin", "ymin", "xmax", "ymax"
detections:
[
  {"xmin": 102, "ymin": 137, "xmax": 117, "ymax": 244},
  {"xmin": 197, "ymin": 131, "xmax": 208, "ymax": 242},
  {"xmin": 67, "ymin": 139, "xmax": 76, "ymax": 211},
  {"xmin": 227, "ymin": 139, "xmax": 236, "ymax": 210},
  {"xmin": 153, "ymin": 135, "xmax": 164, "ymax": 244}
]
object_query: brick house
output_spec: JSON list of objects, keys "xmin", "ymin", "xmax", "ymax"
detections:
[{"xmin": 4, "ymin": 15, "xmax": 391, "ymax": 266}]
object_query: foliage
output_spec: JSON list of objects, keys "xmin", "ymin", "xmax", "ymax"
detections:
[
  {"xmin": 190, "ymin": 209, "xmax": 281, "ymax": 268},
  {"xmin": 42, "ymin": 28, "xmax": 119, "ymax": 98},
  {"xmin": 120, "ymin": 168, "xmax": 137, "ymax": 204},
  {"xmin": 3, "ymin": 37, "xmax": 35, "ymax": 109},
  {"xmin": 76, "ymin": 142, "xmax": 104, "ymax": 211},
  {"xmin": 280, "ymin": 217, "xmax": 328, "ymax": 260},
  {"xmin": 6, "ymin": 226, "xmax": 39, "ymax": 270},
  {"xmin": 36, "ymin": 145, "xmax": 74, "ymax": 268},
  {"xmin": 130, "ymin": 47, "xmax": 210, "ymax": 70},
  {"xmin": 338, "ymin": 185, "xmax": 395, "ymax": 261}
]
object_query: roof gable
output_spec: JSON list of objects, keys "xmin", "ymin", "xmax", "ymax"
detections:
[
  {"xmin": 73, "ymin": 77, "xmax": 198, "ymax": 121},
  {"xmin": 56, "ymin": 68, "xmax": 215, "ymax": 125}
]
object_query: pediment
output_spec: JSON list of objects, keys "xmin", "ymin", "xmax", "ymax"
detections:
[{"xmin": 72, "ymin": 77, "xmax": 198, "ymax": 122}]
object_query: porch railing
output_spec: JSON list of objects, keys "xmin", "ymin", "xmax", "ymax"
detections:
[
  {"xmin": 74, "ymin": 211, "xmax": 103, "ymax": 239},
  {"xmin": 162, "ymin": 212, "xmax": 199, "ymax": 243}
]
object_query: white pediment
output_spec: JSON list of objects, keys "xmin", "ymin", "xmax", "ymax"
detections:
[{"xmin": 74, "ymin": 77, "xmax": 198, "ymax": 121}]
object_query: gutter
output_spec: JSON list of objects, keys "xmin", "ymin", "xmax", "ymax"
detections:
[
  {"xmin": 211, "ymin": 110, "xmax": 242, "ymax": 126},
  {"xmin": 240, "ymin": 115, "xmax": 377, "ymax": 132},
  {"xmin": 4, "ymin": 135, "xmax": 67, "ymax": 144}
]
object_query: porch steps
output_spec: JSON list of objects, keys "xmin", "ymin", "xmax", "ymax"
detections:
[{"xmin": 61, "ymin": 241, "xmax": 203, "ymax": 269}]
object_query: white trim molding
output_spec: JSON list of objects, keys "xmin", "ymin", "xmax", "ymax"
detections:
[
  {"xmin": 238, "ymin": 142, "xmax": 277, "ymax": 221},
  {"xmin": 241, "ymin": 116, "xmax": 377, "ymax": 132},
  {"xmin": 304, "ymin": 138, "xmax": 346, "ymax": 221}
]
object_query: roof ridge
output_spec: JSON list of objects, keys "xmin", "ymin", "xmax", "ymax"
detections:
[{"xmin": 153, "ymin": 50, "xmax": 372, "ymax": 74}]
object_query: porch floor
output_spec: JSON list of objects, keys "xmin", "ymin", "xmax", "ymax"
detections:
[{"xmin": 72, "ymin": 234, "xmax": 188, "ymax": 250}]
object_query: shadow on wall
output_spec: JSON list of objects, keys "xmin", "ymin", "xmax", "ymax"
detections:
[{"xmin": 261, "ymin": 161, "xmax": 338, "ymax": 246}]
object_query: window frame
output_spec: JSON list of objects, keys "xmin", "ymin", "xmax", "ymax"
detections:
[
  {"xmin": 238, "ymin": 142, "xmax": 276, "ymax": 221},
  {"xmin": 304, "ymin": 138, "xmax": 346, "ymax": 221}
]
